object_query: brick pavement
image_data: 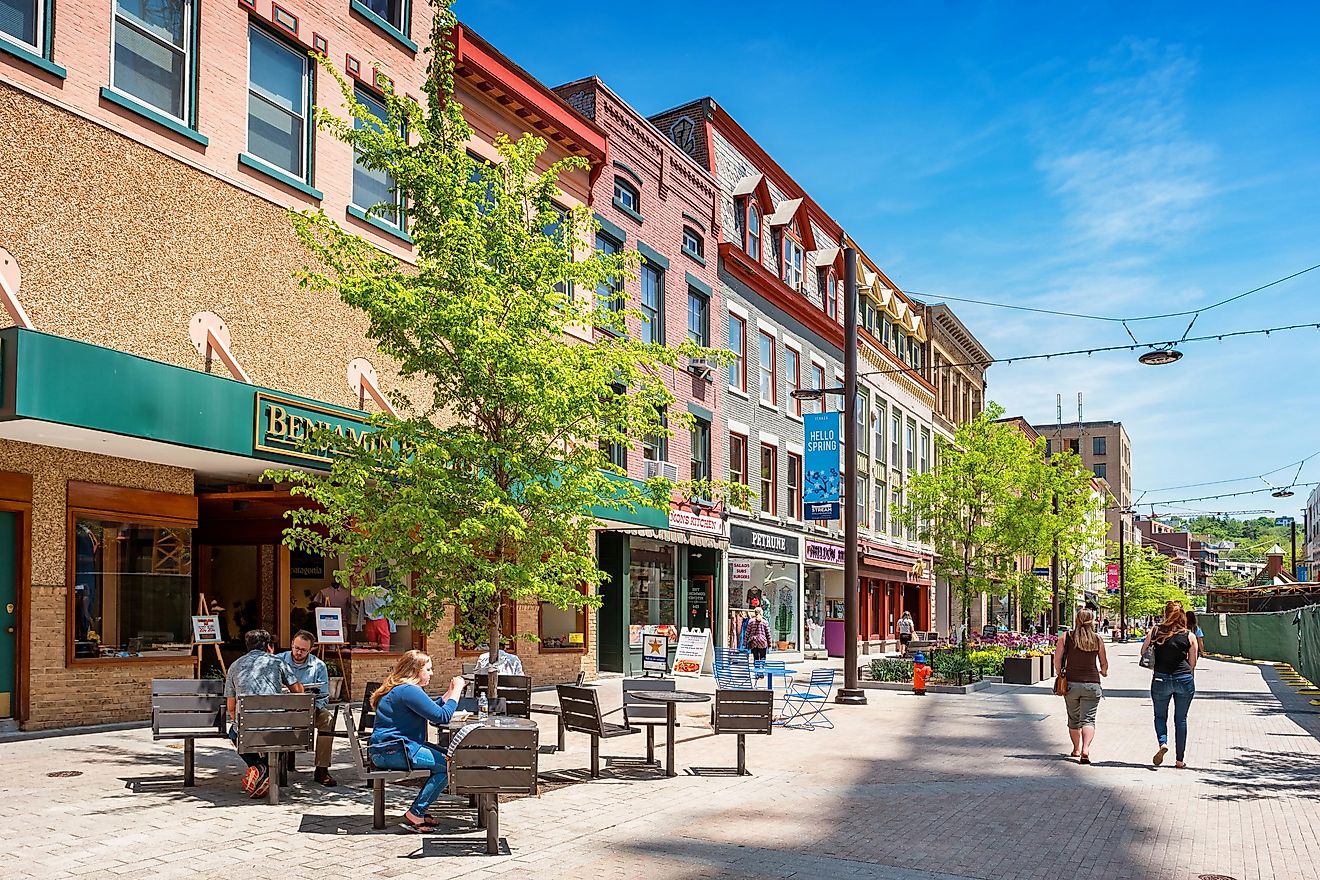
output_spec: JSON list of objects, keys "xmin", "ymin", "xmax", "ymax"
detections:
[{"xmin": 2, "ymin": 642, "xmax": 1318, "ymax": 880}]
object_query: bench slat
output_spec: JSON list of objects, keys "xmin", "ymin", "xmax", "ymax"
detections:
[
  {"xmin": 450, "ymin": 767, "xmax": 537, "ymax": 791},
  {"xmin": 238, "ymin": 694, "xmax": 313, "ymax": 711},
  {"xmin": 714, "ymin": 716, "xmax": 772, "ymax": 732},
  {"xmin": 152, "ymin": 679, "xmax": 224, "ymax": 696},
  {"xmin": 154, "ymin": 711, "xmax": 223, "ymax": 729},
  {"xmin": 153, "ymin": 695, "xmax": 224, "ymax": 712},
  {"xmin": 240, "ymin": 729, "xmax": 312, "ymax": 749}
]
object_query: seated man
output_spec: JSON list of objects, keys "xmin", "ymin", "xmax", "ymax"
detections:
[
  {"xmin": 277, "ymin": 630, "xmax": 337, "ymax": 787},
  {"xmin": 473, "ymin": 641, "xmax": 524, "ymax": 676},
  {"xmin": 225, "ymin": 628, "xmax": 304, "ymax": 798}
]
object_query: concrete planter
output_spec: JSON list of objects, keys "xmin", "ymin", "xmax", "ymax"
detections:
[
  {"xmin": 859, "ymin": 679, "xmax": 992, "ymax": 695},
  {"xmin": 1003, "ymin": 656, "xmax": 1040, "ymax": 685}
]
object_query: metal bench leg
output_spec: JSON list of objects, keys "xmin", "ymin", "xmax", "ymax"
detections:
[
  {"xmin": 373, "ymin": 779, "xmax": 386, "ymax": 830},
  {"xmin": 278, "ymin": 754, "xmax": 289, "ymax": 788},
  {"xmin": 646, "ymin": 726, "xmax": 655, "ymax": 765},
  {"xmin": 665, "ymin": 703, "xmax": 677, "ymax": 778},
  {"xmin": 737, "ymin": 733, "xmax": 746, "ymax": 776},
  {"xmin": 590, "ymin": 735, "xmax": 600, "ymax": 778},
  {"xmin": 267, "ymin": 753, "xmax": 279, "ymax": 805},
  {"xmin": 183, "ymin": 739, "xmax": 195, "ymax": 787},
  {"xmin": 475, "ymin": 794, "xmax": 486, "ymax": 828},
  {"xmin": 557, "ymin": 715, "xmax": 565, "ymax": 752},
  {"xmin": 485, "ymin": 796, "xmax": 499, "ymax": 855}
]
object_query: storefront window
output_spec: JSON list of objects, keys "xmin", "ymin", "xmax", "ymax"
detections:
[
  {"xmin": 803, "ymin": 569, "xmax": 825, "ymax": 650},
  {"xmin": 72, "ymin": 519, "xmax": 193, "ymax": 658},
  {"xmin": 291, "ymin": 558, "xmax": 415, "ymax": 653},
  {"xmin": 629, "ymin": 538, "xmax": 677, "ymax": 632},
  {"xmin": 727, "ymin": 558, "xmax": 800, "ymax": 652},
  {"xmin": 540, "ymin": 589, "xmax": 587, "ymax": 651},
  {"xmin": 456, "ymin": 595, "xmax": 515, "ymax": 655}
]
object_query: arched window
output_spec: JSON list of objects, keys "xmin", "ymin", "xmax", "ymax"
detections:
[
  {"xmin": 826, "ymin": 270, "xmax": 838, "ymax": 319},
  {"xmin": 746, "ymin": 201, "xmax": 761, "ymax": 261},
  {"xmin": 613, "ymin": 177, "xmax": 640, "ymax": 215}
]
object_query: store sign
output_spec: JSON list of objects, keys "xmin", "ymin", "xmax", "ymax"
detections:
[
  {"xmin": 802, "ymin": 411, "xmax": 841, "ymax": 520},
  {"xmin": 291, "ymin": 549, "xmax": 325, "ymax": 579},
  {"xmin": 730, "ymin": 524, "xmax": 799, "ymax": 559},
  {"xmin": 191, "ymin": 615, "xmax": 221, "ymax": 644},
  {"xmin": 315, "ymin": 607, "xmax": 345, "ymax": 645},
  {"xmin": 1106, "ymin": 563, "xmax": 1119, "ymax": 593},
  {"xmin": 254, "ymin": 392, "xmax": 384, "ymax": 465},
  {"xmin": 732, "ymin": 560, "xmax": 753, "ymax": 581},
  {"xmin": 805, "ymin": 540, "xmax": 846, "ymax": 566},
  {"xmin": 669, "ymin": 509, "xmax": 724, "ymax": 535},
  {"xmin": 641, "ymin": 633, "xmax": 669, "ymax": 672}
]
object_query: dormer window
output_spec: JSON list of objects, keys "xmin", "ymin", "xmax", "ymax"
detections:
[
  {"xmin": 745, "ymin": 200, "xmax": 761, "ymax": 261},
  {"xmin": 825, "ymin": 269, "xmax": 838, "ymax": 319},
  {"xmin": 781, "ymin": 225, "xmax": 803, "ymax": 291}
]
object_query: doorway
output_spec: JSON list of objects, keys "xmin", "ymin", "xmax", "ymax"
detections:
[{"xmin": 0, "ymin": 511, "xmax": 15, "ymax": 719}]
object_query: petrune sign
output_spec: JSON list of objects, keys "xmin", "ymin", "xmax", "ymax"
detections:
[{"xmin": 729, "ymin": 524, "xmax": 799, "ymax": 559}]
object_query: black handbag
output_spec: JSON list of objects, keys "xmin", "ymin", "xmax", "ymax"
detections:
[{"xmin": 1140, "ymin": 633, "xmax": 1157, "ymax": 669}]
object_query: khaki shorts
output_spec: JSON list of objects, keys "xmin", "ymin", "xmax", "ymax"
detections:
[{"xmin": 1064, "ymin": 682, "xmax": 1103, "ymax": 729}]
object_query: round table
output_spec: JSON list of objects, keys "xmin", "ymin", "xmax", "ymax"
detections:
[{"xmin": 630, "ymin": 690, "xmax": 711, "ymax": 777}]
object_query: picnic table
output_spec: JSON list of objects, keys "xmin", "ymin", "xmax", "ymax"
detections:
[{"xmin": 628, "ymin": 690, "xmax": 711, "ymax": 777}]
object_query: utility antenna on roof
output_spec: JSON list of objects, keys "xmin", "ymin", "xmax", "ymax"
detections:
[
  {"xmin": 188, "ymin": 311, "xmax": 251, "ymax": 383},
  {"xmin": 347, "ymin": 358, "xmax": 399, "ymax": 418},
  {"xmin": 0, "ymin": 248, "xmax": 34, "ymax": 329}
]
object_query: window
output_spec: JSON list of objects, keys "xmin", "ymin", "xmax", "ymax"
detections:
[
  {"xmin": 920, "ymin": 428, "xmax": 930, "ymax": 474},
  {"xmin": 1093, "ymin": 436, "xmax": 1107, "ymax": 456},
  {"xmin": 730, "ymin": 434, "xmax": 748, "ymax": 487},
  {"xmin": 874, "ymin": 478, "xmax": 886, "ymax": 532},
  {"xmin": 613, "ymin": 176, "xmax": 640, "ymax": 216},
  {"xmin": 1068, "ymin": 438, "xmax": 1080, "ymax": 454},
  {"xmin": 758, "ymin": 331, "xmax": 776, "ymax": 405},
  {"xmin": 781, "ymin": 236, "xmax": 804, "ymax": 290},
  {"xmin": 821, "ymin": 269, "xmax": 838, "ymax": 320},
  {"xmin": 1094, "ymin": 463, "xmax": 1108, "ymax": 480},
  {"xmin": 759, "ymin": 444, "xmax": 777, "ymax": 514},
  {"xmin": 544, "ymin": 205, "xmax": 570, "ymax": 297},
  {"xmin": 0, "ymin": 0, "xmax": 41, "ymax": 52},
  {"xmin": 539, "ymin": 588, "xmax": 587, "ymax": 651},
  {"xmin": 1045, "ymin": 439, "xmax": 1053, "ymax": 457},
  {"xmin": 111, "ymin": 0, "xmax": 193, "ymax": 123},
  {"xmin": 905, "ymin": 419, "xmax": 917, "ymax": 471},
  {"xmin": 642, "ymin": 407, "xmax": 668, "ymax": 463},
  {"xmin": 874, "ymin": 400, "xmax": 886, "ymax": 464},
  {"xmin": 247, "ymin": 25, "xmax": 311, "ymax": 179},
  {"xmin": 72, "ymin": 518, "xmax": 193, "ymax": 658},
  {"xmin": 360, "ymin": 0, "xmax": 407, "ymax": 31},
  {"xmin": 890, "ymin": 477, "xmax": 902, "ymax": 538},
  {"xmin": 352, "ymin": 87, "xmax": 404, "ymax": 228},
  {"xmin": 691, "ymin": 418, "xmax": 711, "ymax": 482},
  {"xmin": 810, "ymin": 363, "xmax": 826, "ymax": 414},
  {"xmin": 856, "ymin": 392, "xmax": 869, "ymax": 456},
  {"xmin": 785, "ymin": 347, "xmax": 801, "ymax": 416},
  {"xmin": 457, "ymin": 597, "xmax": 515, "ymax": 654},
  {"xmin": 745, "ymin": 201, "xmax": 761, "ymax": 261},
  {"xmin": 891, "ymin": 408, "xmax": 902, "ymax": 467},
  {"xmin": 596, "ymin": 232, "xmax": 623, "ymax": 313},
  {"xmin": 687, "ymin": 287, "xmax": 709, "ymax": 347},
  {"xmin": 682, "ymin": 227, "xmax": 703, "ymax": 261},
  {"xmin": 787, "ymin": 453, "xmax": 802, "ymax": 519},
  {"xmin": 639, "ymin": 261, "xmax": 663, "ymax": 344},
  {"xmin": 728, "ymin": 313, "xmax": 746, "ymax": 391},
  {"xmin": 602, "ymin": 439, "xmax": 626, "ymax": 470}
]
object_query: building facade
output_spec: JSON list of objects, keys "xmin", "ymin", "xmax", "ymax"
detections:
[
  {"xmin": 1033, "ymin": 419, "xmax": 1132, "ymax": 547},
  {"xmin": 0, "ymin": 4, "xmax": 610, "ymax": 729}
]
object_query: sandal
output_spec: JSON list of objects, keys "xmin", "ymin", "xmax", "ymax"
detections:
[
  {"xmin": 399, "ymin": 815, "xmax": 436, "ymax": 834},
  {"xmin": 1153, "ymin": 745, "xmax": 1167, "ymax": 766},
  {"xmin": 1079, "ymin": 754, "xmax": 1091, "ymax": 764}
]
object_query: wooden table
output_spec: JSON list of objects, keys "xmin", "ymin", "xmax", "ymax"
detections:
[{"xmin": 629, "ymin": 690, "xmax": 711, "ymax": 777}]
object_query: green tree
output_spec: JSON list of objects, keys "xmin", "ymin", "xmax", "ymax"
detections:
[
  {"xmin": 1103, "ymin": 541, "xmax": 1189, "ymax": 620},
  {"xmin": 1045, "ymin": 450, "xmax": 1109, "ymax": 623},
  {"xmin": 266, "ymin": 4, "xmax": 740, "ymax": 691},
  {"xmin": 1209, "ymin": 570, "xmax": 1242, "ymax": 588}
]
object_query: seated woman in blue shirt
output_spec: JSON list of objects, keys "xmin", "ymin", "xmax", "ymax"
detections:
[{"xmin": 368, "ymin": 650, "xmax": 466, "ymax": 832}]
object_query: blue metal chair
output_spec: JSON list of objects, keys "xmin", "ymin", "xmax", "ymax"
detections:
[
  {"xmin": 752, "ymin": 659, "xmax": 786, "ymax": 687},
  {"xmin": 714, "ymin": 648, "xmax": 755, "ymax": 689},
  {"xmin": 778, "ymin": 668, "xmax": 836, "ymax": 730}
]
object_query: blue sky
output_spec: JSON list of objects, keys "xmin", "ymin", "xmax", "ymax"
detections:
[{"xmin": 458, "ymin": 1, "xmax": 1320, "ymax": 519}]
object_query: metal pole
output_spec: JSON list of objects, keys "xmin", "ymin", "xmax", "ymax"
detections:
[
  {"xmin": 1118, "ymin": 516, "xmax": 1127, "ymax": 641},
  {"xmin": 837, "ymin": 245, "xmax": 866, "ymax": 705},
  {"xmin": 1292, "ymin": 517, "xmax": 1298, "ymax": 579},
  {"xmin": 1051, "ymin": 492, "xmax": 1060, "ymax": 631}
]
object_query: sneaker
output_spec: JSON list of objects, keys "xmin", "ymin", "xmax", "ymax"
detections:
[
  {"xmin": 314, "ymin": 768, "xmax": 338, "ymax": 787},
  {"xmin": 241, "ymin": 766, "xmax": 260, "ymax": 795},
  {"xmin": 250, "ymin": 768, "xmax": 270, "ymax": 799}
]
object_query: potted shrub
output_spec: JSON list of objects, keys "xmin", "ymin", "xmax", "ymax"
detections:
[{"xmin": 774, "ymin": 603, "xmax": 793, "ymax": 651}]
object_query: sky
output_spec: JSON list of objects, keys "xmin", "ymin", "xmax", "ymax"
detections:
[{"xmin": 458, "ymin": 1, "xmax": 1320, "ymax": 521}]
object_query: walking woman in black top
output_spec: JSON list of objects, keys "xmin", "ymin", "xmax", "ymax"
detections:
[{"xmin": 1141, "ymin": 600, "xmax": 1199, "ymax": 768}]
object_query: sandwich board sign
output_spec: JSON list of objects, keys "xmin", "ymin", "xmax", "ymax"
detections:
[
  {"xmin": 191, "ymin": 615, "xmax": 221, "ymax": 644},
  {"xmin": 673, "ymin": 628, "xmax": 713, "ymax": 677}
]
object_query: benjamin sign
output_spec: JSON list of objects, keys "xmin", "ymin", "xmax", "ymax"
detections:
[{"xmin": 254, "ymin": 392, "xmax": 383, "ymax": 465}]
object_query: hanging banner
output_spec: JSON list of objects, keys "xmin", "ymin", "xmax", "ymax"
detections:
[
  {"xmin": 1106, "ymin": 564, "xmax": 1119, "ymax": 593},
  {"xmin": 803, "ymin": 411, "xmax": 841, "ymax": 520}
]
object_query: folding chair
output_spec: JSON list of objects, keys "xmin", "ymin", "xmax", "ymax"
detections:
[
  {"xmin": 753, "ymin": 659, "xmax": 786, "ymax": 688},
  {"xmin": 714, "ymin": 651, "xmax": 755, "ymax": 690},
  {"xmin": 778, "ymin": 668, "xmax": 836, "ymax": 730}
]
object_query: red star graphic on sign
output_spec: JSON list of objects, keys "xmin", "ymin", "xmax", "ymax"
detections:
[{"xmin": 648, "ymin": 639, "xmax": 663, "ymax": 655}]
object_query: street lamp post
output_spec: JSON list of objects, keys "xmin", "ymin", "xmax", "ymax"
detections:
[{"xmin": 792, "ymin": 246, "xmax": 865, "ymax": 705}]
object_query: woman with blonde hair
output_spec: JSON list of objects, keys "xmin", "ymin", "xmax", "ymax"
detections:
[
  {"xmin": 368, "ymin": 650, "xmax": 466, "ymax": 832},
  {"xmin": 1142, "ymin": 600, "xmax": 1198, "ymax": 768},
  {"xmin": 1053, "ymin": 608, "xmax": 1108, "ymax": 763}
]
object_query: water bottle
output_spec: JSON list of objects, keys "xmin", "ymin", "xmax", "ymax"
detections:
[{"xmin": 477, "ymin": 693, "xmax": 488, "ymax": 721}]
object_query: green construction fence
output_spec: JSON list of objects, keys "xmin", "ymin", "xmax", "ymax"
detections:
[{"xmin": 1202, "ymin": 605, "xmax": 1320, "ymax": 684}]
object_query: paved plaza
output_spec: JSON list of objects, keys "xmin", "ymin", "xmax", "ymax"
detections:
[{"xmin": 2, "ymin": 643, "xmax": 1318, "ymax": 880}]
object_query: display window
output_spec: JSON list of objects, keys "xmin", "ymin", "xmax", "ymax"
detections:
[
  {"xmin": 629, "ymin": 538, "xmax": 677, "ymax": 631},
  {"xmin": 727, "ymin": 557, "xmax": 800, "ymax": 652}
]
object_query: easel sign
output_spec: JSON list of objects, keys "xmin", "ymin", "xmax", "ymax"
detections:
[
  {"xmin": 191, "ymin": 615, "xmax": 221, "ymax": 644},
  {"xmin": 641, "ymin": 633, "xmax": 669, "ymax": 675},
  {"xmin": 673, "ymin": 628, "xmax": 713, "ymax": 677},
  {"xmin": 315, "ymin": 607, "xmax": 346, "ymax": 645}
]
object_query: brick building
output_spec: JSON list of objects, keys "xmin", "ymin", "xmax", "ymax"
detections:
[
  {"xmin": 0, "ymin": 4, "xmax": 608, "ymax": 729},
  {"xmin": 1034, "ymin": 419, "xmax": 1133, "ymax": 547},
  {"xmin": 551, "ymin": 77, "xmax": 725, "ymax": 674}
]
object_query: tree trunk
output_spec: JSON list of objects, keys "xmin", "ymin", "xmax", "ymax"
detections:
[{"xmin": 486, "ymin": 601, "xmax": 501, "ymax": 705}]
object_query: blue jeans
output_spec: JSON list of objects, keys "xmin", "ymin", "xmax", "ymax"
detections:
[
  {"xmin": 1151, "ymin": 673, "xmax": 1196, "ymax": 761},
  {"xmin": 373, "ymin": 743, "xmax": 448, "ymax": 816}
]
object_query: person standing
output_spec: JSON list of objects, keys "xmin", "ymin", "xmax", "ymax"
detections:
[
  {"xmin": 224, "ymin": 629, "xmax": 304, "ymax": 798},
  {"xmin": 744, "ymin": 606, "xmax": 771, "ymax": 662},
  {"xmin": 369, "ymin": 651, "xmax": 467, "ymax": 832},
  {"xmin": 1053, "ymin": 608, "xmax": 1108, "ymax": 763},
  {"xmin": 1185, "ymin": 609, "xmax": 1206, "ymax": 656},
  {"xmin": 897, "ymin": 611, "xmax": 915, "ymax": 654},
  {"xmin": 277, "ymin": 630, "xmax": 338, "ymax": 786},
  {"xmin": 1142, "ymin": 601, "xmax": 1198, "ymax": 769}
]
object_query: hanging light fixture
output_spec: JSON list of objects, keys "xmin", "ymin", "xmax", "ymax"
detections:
[{"xmin": 1138, "ymin": 346, "xmax": 1183, "ymax": 366}]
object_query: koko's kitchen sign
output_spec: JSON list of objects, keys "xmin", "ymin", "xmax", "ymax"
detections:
[
  {"xmin": 730, "ymin": 524, "xmax": 799, "ymax": 559},
  {"xmin": 254, "ymin": 392, "xmax": 384, "ymax": 464}
]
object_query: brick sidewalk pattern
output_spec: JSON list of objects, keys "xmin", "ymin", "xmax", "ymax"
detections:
[{"xmin": 2, "ymin": 642, "xmax": 1317, "ymax": 880}]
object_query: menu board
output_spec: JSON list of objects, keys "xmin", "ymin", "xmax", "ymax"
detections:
[
  {"xmin": 191, "ymin": 615, "xmax": 221, "ymax": 644},
  {"xmin": 315, "ymin": 607, "xmax": 345, "ymax": 645},
  {"xmin": 673, "ymin": 628, "xmax": 713, "ymax": 677}
]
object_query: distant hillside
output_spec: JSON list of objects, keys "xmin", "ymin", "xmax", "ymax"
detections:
[{"xmin": 1163, "ymin": 515, "xmax": 1298, "ymax": 563}]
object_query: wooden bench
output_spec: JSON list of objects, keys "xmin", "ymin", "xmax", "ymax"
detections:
[
  {"xmin": 151, "ymin": 679, "xmax": 227, "ymax": 787},
  {"xmin": 528, "ymin": 672, "xmax": 585, "ymax": 752},
  {"xmin": 713, "ymin": 689, "xmax": 774, "ymax": 776},
  {"xmin": 555, "ymin": 684, "xmax": 637, "ymax": 777},
  {"xmin": 344, "ymin": 705, "xmax": 433, "ymax": 830},
  {"xmin": 448, "ymin": 721, "xmax": 539, "ymax": 854},
  {"xmin": 474, "ymin": 674, "xmax": 531, "ymax": 718},
  {"xmin": 622, "ymin": 678, "xmax": 675, "ymax": 766},
  {"xmin": 235, "ymin": 693, "xmax": 314, "ymax": 805}
]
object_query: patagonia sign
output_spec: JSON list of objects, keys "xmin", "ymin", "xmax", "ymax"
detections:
[{"xmin": 254, "ymin": 392, "xmax": 384, "ymax": 465}]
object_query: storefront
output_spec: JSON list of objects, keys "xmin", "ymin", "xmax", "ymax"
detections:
[
  {"xmin": 804, "ymin": 539, "xmax": 845, "ymax": 657},
  {"xmin": 850, "ymin": 541, "xmax": 934, "ymax": 655},
  {"xmin": 726, "ymin": 522, "xmax": 802, "ymax": 657},
  {"xmin": 594, "ymin": 508, "xmax": 726, "ymax": 675}
]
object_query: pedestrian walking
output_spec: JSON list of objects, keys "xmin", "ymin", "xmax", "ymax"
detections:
[
  {"xmin": 743, "ymin": 606, "xmax": 771, "ymax": 662},
  {"xmin": 1142, "ymin": 601, "xmax": 1199, "ymax": 769},
  {"xmin": 897, "ymin": 611, "xmax": 915, "ymax": 654},
  {"xmin": 1185, "ymin": 609, "xmax": 1206, "ymax": 656},
  {"xmin": 1053, "ymin": 608, "xmax": 1108, "ymax": 763}
]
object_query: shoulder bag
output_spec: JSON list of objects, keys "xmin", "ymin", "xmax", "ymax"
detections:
[
  {"xmin": 1053, "ymin": 634, "xmax": 1070, "ymax": 696},
  {"xmin": 1139, "ymin": 631, "xmax": 1157, "ymax": 669}
]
